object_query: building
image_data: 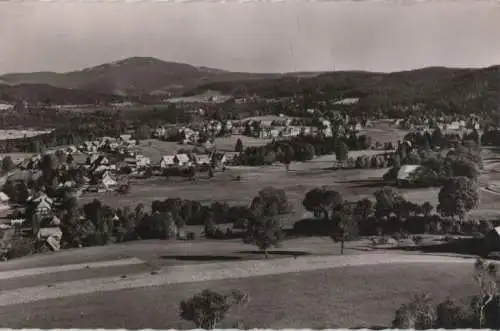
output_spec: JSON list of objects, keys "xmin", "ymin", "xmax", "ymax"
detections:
[
  {"xmin": 195, "ymin": 154, "xmax": 211, "ymax": 166},
  {"xmin": 0, "ymin": 192, "xmax": 10, "ymax": 212},
  {"xmin": 99, "ymin": 172, "xmax": 117, "ymax": 192},
  {"xmin": 0, "ymin": 103, "xmax": 14, "ymax": 111},
  {"xmin": 160, "ymin": 155, "xmax": 177, "ymax": 169},
  {"xmin": 136, "ymin": 155, "xmax": 151, "ymax": 169},
  {"xmin": 175, "ymin": 153, "xmax": 191, "ymax": 167}
]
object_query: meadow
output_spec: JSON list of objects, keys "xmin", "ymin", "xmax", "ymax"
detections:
[
  {"xmin": 0, "ymin": 258, "xmax": 480, "ymax": 329},
  {"xmin": 81, "ymin": 147, "xmax": 500, "ymax": 224}
]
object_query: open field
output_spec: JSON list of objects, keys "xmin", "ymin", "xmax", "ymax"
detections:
[
  {"xmin": 0, "ymin": 254, "xmax": 481, "ymax": 329},
  {"xmin": 136, "ymin": 135, "xmax": 271, "ymax": 162},
  {"xmin": 360, "ymin": 122, "xmax": 408, "ymax": 144},
  {"xmin": 0, "ymin": 129, "xmax": 53, "ymax": 141},
  {"xmin": 0, "ymin": 152, "xmax": 33, "ymax": 164},
  {"xmin": 81, "ymin": 154, "xmax": 391, "ymax": 221},
  {"xmin": 82, "ymin": 146, "xmax": 500, "ymax": 222}
]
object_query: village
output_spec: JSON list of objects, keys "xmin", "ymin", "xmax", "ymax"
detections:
[{"xmin": 0, "ymin": 98, "xmax": 492, "ymax": 259}]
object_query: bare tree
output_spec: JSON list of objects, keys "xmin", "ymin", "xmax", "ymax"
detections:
[{"xmin": 474, "ymin": 258, "xmax": 498, "ymax": 328}]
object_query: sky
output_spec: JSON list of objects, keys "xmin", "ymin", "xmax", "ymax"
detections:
[{"xmin": 0, "ymin": 1, "xmax": 500, "ymax": 74}]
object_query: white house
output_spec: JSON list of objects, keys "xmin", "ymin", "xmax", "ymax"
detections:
[
  {"xmin": 175, "ymin": 153, "xmax": 191, "ymax": 167},
  {"xmin": 160, "ymin": 155, "xmax": 177, "ymax": 168},
  {"xmin": 0, "ymin": 103, "xmax": 14, "ymax": 111},
  {"xmin": 57, "ymin": 181, "xmax": 77, "ymax": 189},
  {"xmin": 0, "ymin": 192, "xmax": 9, "ymax": 204},
  {"xmin": 154, "ymin": 127, "xmax": 167, "ymax": 138},
  {"xmin": 100, "ymin": 172, "xmax": 117, "ymax": 191},
  {"xmin": 195, "ymin": 154, "xmax": 211, "ymax": 166},
  {"xmin": 120, "ymin": 134, "xmax": 133, "ymax": 142},
  {"xmin": 136, "ymin": 155, "xmax": 151, "ymax": 168},
  {"xmin": 270, "ymin": 129, "xmax": 281, "ymax": 138},
  {"xmin": 35, "ymin": 199, "xmax": 53, "ymax": 216},
  {"xmin": 36, "ymin": 227, "xmax": 63, "ymax": 251},
  {"xmin": 10, "ymin": 219, "xmax": 25, "ymax": 226},
  {"xmin": 28, "ymin": 192, "xmax": 53, "ymax": 205}
]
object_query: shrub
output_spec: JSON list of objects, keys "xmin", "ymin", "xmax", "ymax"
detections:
[
  {"xmin": 435, "ymin": 298, "xmax": 476, "ymax": 329},
  {"xmin": 392, "ymin": 293, "xmax": 436, "ymax": 329},
  {"xmin": 179, "ymin": 289, "xmax": 233, "ymax": 329},
  {"xmin": 86, "ymin": 231, "xmax": 109, "ymax": 246},
  {"xmin": 412, "ymin": 235, "xmax": 424, "ymax": 245},
  {"xmin": 5, "ymin": 236, "xmax": 34, "ymax": 259}
]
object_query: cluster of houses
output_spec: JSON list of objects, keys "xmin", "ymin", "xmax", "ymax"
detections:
[
  {"xmin": 0, "ymin": 190, "xmax": 63, "ymax": 253},
  {"xmin": 396, "ymin": 116, "xmax": 482, "ymax": 133},
  {"xmin": 154, "ymin": 120, "xmax": 233, "ymax": 145},
  {"xmin": 78, "ymin": 134, "xmax": 138, "ymax": 156},
  {"xmin": 160, "ymin": 151, "xmax": 227, "ymax": 170}
]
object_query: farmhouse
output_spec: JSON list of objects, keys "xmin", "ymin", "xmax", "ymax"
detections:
[
  {"xmin": 333, "ymin": 98, "xmax": 359, "ymax": 105},
  {"xmin": 28, "ymin": 192, "xmax": 54, "ymax": 217},
  {"xmin": 160, "ymin": 155, "xmax": 177, "ymax": 169},
  {"xmin": 135, "ymin": 155, "xmax": 151, "ymax": 169},
  {"xmin": 57, "ymin": 181, "xmax": 76, "ymax": 189},
  {"xmin": 195, "ymin": 154, "xmax": 211, "ymax": 166},
  {"xmin": 0, "ymin": 192, "xmax": 10, "ymax": 204},
  {"xmin": 175, "ymin": 153, "xmax": 191, "ymax": 167},
  {"xmin": 0, "ymin": 103, "xmax": 14, "ymax": 111},
  {"xmin": 0, "ymin": 192, "xmax": 10, "ymax": 212},
  {"xmin": 36, "ymin": 226, "xmax": 63, "ymax": 251},
  {"xmin": 99, "ymin": 171, "xmax": 117, "ymax": 192}
]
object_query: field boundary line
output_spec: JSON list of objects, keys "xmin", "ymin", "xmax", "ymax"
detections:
[{"xmin": 0, "ymin": 257, "xmax": 145, "ymax": 280}]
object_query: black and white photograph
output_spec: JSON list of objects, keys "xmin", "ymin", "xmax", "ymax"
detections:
[{"xmin": 0, "ymin": 0, "xmax": 500, "ymax": 329}]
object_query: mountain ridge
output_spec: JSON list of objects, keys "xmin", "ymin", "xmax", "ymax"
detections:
[{"xmin": 1, "ymin": 57, "xmax": 500, "ymax": 112}]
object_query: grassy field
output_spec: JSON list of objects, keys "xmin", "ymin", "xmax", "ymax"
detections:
[
  {"xmin": 0, "ymin": 152, "xmax": 34, "ymax": 164},
  {"xmin": 81, "ymin": 153, "xmax": 392, "ymax": 221},
  {"xmin": 360, "ymin": 121, "xmax": 408, "ymax": 144},
  {"xmin": 0, "ymin": 121, "xmax": 498, "ymax": 329},
  {"xmin": 0, "ymin": 129, "xmax": 53, "ymax": 141},
  {"xmin": 81, "ymin": 145, "xmax": 500, "ymax": 223},
  {"xmin": 136, "ymin": 135, "xmax": 271, "ymax": 162},
  {"xmin": 0, "ymin": 261, "xmax": 479, "ymax": 329}
]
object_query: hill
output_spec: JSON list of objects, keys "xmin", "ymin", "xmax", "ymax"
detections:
[
  {"xmin": 0, "ymin": 57, "xmax": 279, "ymax": 97},
  {"xmin": 2, "ymin": 58, "xmax": 500, "ymax": 113},
  {"xmin": 195, "ymin": 65, "xmax": 500, "ymax": 113},
  {"xmin": 0, "ymin": 84, "xmax": 126, "ymax": 106}
]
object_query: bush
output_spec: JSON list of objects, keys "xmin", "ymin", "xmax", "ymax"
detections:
[
  {"xmin": 292, "ymin": 218, "xmax": 326, "ymax": 236},
  {"xmin": 392, "ymin": 293, "xmax": 436, "ymax": 329},
  {"xmin": 179, "ymin": 289, "xmax": 233, "ymax": 329},
  {"xmin": 5, "ymin": 236, "xmax": 34, "ymax": 259},
  {"xmin": 85, "ymin": 231, "xmax": 109, "ymax": 246},
  {"xmin": 435, "ymin": 298, "xmax": 476, "ymax": 329},
  {"xmin": 412, "ymin": 235, "xmax": 424, "ymax": 245}
]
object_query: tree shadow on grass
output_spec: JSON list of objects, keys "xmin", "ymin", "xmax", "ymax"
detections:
[
  {"xmin": 235, "ymin": 250, "xmax": 311, "ymax": 257},
  {"xmin": 387, "ymin": 237, "xmax": 487, "ymax": 256},
  {"xmin": 351, "ymin": 325, "xmax": 387, "ymax": 330},
  {"xmin": 159, "ymin": 255, "xmax": 243, "ymax": 262},
  {"xmin": 348, "ymin": 180, "xmax": 393, "ymax": 189}
]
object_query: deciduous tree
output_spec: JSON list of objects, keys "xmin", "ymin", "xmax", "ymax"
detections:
[{"xmin": 438, "ymin": 176, "xmax": 479, "ymax": 222}]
